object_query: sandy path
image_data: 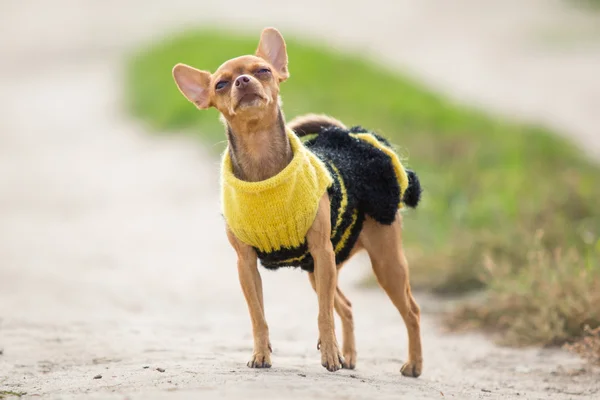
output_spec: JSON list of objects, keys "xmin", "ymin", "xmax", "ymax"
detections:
[{"xmin": 1, "ymin": 1, "xmax": 599, "ymax": 399}]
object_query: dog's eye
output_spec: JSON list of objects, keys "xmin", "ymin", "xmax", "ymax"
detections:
[
  {"xmin": 256, "ymin": 68, "xmax": 271, "ymax": 74},
  {"xmin": 215, "ymin": 81, "xmax": 228, "ymax": 90}
]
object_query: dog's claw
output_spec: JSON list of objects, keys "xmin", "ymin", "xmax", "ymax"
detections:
[
  {"xmin": 400, "ymin": 360, "xmax": 422, "ymax": 378},
  {"xmin": 317, "ymin": 339, "xmax": 321, "ymax": 350},
  {"xmin": 322, "ymin": 363, "xmax": 339, "ymax": 372},
  {"xmin": 342, "ymin": 357, "xmax": 355, "ymax": 370},
  {"xmin": 319, "ymin": 340, "xmax": 343, "ymax": 372},
  {"xmin": 247, "ymin": 358, "xmax": 271, "ymax": 369},
  {"xmin": 247, "ymin": 350, "xmax": 272, "ymax": 369},
  {"xmin": 341, "ymin": 347, "xmax": 357, "ymax": 369},
  {"xmin": 321, "ymin": 355, "xmax": 344, "ymax": 372}
]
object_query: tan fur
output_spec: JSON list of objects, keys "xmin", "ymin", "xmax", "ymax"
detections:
[
  {"xmin": 308, "ymin": 272, "xmax": 356, "ymax": 369},
  {"xmin": 171, "ymin": 27, "xmax": 423, "ymax": 376},
  {"xmin": 226, "ymin": 228, "xmax": 272, "ymax": 368},
  {"xmin": 306, "ymin": 194, "xmax": 344, "ymax": 371},
  {"xmin": 359, "ymin": 214, "xmax": 423, "ymax": 377},
  {"xmin": 288, "ymin": 113, "xmax": 347, "ymax": 137},
  {"xmin": 172, "ymin": 35, "xmax": 291, "ymax": 182}
]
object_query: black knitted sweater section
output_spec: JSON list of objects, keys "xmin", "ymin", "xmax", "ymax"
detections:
[{"xmin": 255, "ymin": 126, "xmax": 420, "ymax": 272}]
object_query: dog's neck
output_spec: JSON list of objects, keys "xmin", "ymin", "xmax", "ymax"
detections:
[{"xmin": 225, "ymin": 108, "xmax": 293, "ymax": 182}]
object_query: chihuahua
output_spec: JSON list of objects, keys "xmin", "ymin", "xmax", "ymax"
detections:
[{"xmin": 172, "ymin": 27, "xmax": 423, "ymax": 377}]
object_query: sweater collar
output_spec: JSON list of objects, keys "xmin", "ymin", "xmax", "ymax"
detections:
[{"xmin": 221, "ymin": 128, "xmax": 309, "ymax": 193}]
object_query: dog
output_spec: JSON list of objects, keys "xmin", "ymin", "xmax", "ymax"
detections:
[{"xmin": 171, "ymin": 27, "xmax": 423, "ymax": 377}]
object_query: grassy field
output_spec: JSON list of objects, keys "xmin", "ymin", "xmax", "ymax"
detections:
[
  {"xmin": 125, "ymin": 29, "xmax": 600, "ymax": 356},
  {"xmin": 572, "ymin": 0, "xmax": 600, "ymax": 9}
]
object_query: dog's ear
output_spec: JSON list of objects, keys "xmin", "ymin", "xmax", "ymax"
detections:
[
  {"xmin": 256, "ymin": 27, "xmax": 289, "ymax": 81},
  {"xmin": 172, "ymin": 63, "xmax": 212, "ymax": 109}
]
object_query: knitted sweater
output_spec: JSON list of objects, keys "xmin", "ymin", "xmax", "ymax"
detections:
[
  {"xmin": 221, "ymin": 129, "xmax": 333, "ymax": 253},
  {"xmin": 221, "ymin": 125, "xmax": 420, "ymax": 272}
]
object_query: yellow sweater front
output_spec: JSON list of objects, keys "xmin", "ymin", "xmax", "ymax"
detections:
[{"xmin": 221, "ymin": 129, "xmax": 333, "ymax": 252}]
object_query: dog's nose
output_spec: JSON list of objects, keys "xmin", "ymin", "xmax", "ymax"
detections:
[{"xmin": 235, "ymin": 75, "xmax": 251, "ymax": 88}]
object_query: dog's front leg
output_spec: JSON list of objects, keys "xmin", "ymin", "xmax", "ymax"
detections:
[
  {"xmin": 307, "ymin": 194, "xmax": 343, "ymax": 372},
  {"xmin": 226, "ymin": 227, "xmax": 271, "ymax": 368}
]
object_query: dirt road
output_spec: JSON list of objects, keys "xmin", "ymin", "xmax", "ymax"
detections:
[{"xmin": 1, "ymin": 1, "xmax": 599, "ymax": 399}]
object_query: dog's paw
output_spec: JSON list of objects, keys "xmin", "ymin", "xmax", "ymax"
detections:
[
  {"xmin": 247, "ymin": 348, "xmax": 272, "ymax": 369},
  {"xmin": 318, "ymin": 339, "xmax": 344, "ymax": 372},
  {"xmin": 400, "ymin": 360, "xmax": 422, "ymax": 378},
  {"xmin": 342, "ymin": 348, "xmax": 357, "ymax": 370}
]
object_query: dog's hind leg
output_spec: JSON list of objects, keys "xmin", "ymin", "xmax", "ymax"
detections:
[
  {"xmin": 308, "ymin": 273, "xmax": 357, "ymax": 369},
  {"xmin": 226, "ymin": 228, "xmax": 272, "ymax": 369},
  {"xmin": 359, "ymin": 214, "xmax": 423, "ymax": 377}
]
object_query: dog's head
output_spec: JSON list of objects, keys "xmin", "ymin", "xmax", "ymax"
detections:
[{"xmin": 172, "ymin": 28, "xmax": 289, "ymax": 126}]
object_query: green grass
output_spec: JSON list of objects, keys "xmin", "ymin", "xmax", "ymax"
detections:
[
  {"xmin": 570, "ymin": 0, "xmax": 600, "ymax": 9},
  {"xmin": 0, "ymin": 392, "xmax": 26, "ymax": 399},
  {"xmin": 125, "ymin": 29, "xmax": 600, "ymax": 349},
  {"xmin": 447, "ymin": 234, "xmax": 600, "ymax": 348}
]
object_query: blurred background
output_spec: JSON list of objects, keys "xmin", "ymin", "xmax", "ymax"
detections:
[{"xmin": 1, "ymin": 0, "xmax": 599, "ymax": 398}]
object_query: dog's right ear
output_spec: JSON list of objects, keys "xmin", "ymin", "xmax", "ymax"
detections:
[
  {"xmin": 172, "ymin": 63, "xmax": 212, "ymax": 109},
  {"xmin": 256, "ymin": 27, "xmax": 289, "ymax": 81}
]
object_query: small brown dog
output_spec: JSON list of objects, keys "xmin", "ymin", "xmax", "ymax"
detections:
[{"xmin": 172, "ymin": 27, "xmax": 423, "ymax": 377}]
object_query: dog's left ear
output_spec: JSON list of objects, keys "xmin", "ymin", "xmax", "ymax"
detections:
[{"xmin": 256, "ymin": 27, "xmax": 289, "ymax": 81}]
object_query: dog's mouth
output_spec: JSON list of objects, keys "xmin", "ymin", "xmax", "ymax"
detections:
[{"xmin": 235, "ymin": 93, "xmax": 265, "ymax": 109}]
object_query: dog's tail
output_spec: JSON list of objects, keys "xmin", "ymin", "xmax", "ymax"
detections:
[
  {"xmin": 403, "ymin": 170, "xmax": 422, "ymax": 208},
  {"xmin": 287, "ymin": 113, "xmax": 347, "ymax": 137}
]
